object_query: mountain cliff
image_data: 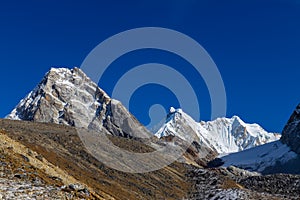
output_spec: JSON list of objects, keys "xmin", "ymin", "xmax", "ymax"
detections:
[
  {"xmin": 7, "ymin": 67, "xmax": 150, "ymax": 138},
  {"xmin": 281, "ymin": 103, "xmax": 300, "ymax": 154}
]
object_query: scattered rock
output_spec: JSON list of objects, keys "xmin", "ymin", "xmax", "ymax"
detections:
[
  {"xmin": 49, "ymin": 176, "xmax": 63, "ymax": 182},
  {"xmin": 35, "ymin": 154, "xmax": 43, "ymax": 161},
  {"xmin": 0, "ymin": 177, "xmax": 83, "ymax": 200},
  {"xmin": 61, "ymin": 184, "xmax": 90, "ymax": 197},
  {"xmin": 239, "ymin": 174, "xmax": 300, "ymax": 198},
  {"xmin": 20, "ymin": 154, "xmax": 30, "ymax": 162},
  {"xmin": 68, "ymin": 183, "xmax": 85, "ymax": 191},
  {"xmin": 14, "ymin": 173, "xmax": 27, "ymax": 179}
]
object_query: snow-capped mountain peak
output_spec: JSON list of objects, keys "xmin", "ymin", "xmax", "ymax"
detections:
[
  {"xmin": 7, "ymin": 67, "xmax": 150, "ymax": 138},
  {"xmin": 155, "ymin": 108, "xmax": 280, "ymax": 154}
]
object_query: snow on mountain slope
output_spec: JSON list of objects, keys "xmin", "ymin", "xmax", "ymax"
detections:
[
  {"xmin": 212, "ymin": 104, "xmax": 300, "ymax": 174},
  {"xmin": 219, "ymin": 140, "xmax": 297, "ymax": 172},
  {"xmin": 155, "ymin": 108, "xmax": 280, "ymax": 154},
  {"xmin": 7, "ymin": 67, "xmax": 150, "ymax": 138}
]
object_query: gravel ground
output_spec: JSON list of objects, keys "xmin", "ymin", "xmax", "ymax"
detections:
[{"xmin": 0, "ymin": 177, "xmax": 76, "ymax": 200}]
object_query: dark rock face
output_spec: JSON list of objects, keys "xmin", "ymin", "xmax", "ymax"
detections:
[{"xmin": 281, "ymin": 104, "xmax": 300, "ymax": 154}]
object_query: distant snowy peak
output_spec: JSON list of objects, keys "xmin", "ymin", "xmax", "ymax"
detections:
[
  {"xmin": 155, "ymin": 108, "xmax": 280, "ymax": 154},
  {"xmin": 155, "ymin": 107, "xmax": 206, "ymax": 143},
  {"xmin": 202, "ymin": 115, "xmax": 281, "ymax": 149},
  {"xmin": 214, "ymin": 103, "xmax": 300, "ymax": 174}
]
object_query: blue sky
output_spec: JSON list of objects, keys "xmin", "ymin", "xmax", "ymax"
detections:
[{"xmin": 0, "ymin": 0, "xmax": 299, "ymax": 133}]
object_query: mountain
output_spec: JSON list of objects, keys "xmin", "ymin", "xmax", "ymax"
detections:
[
  {"xmin": 5, "ymin": 67, "xmax": 220, "ymax": 168},
  {"xmin": 155, "ymin": 108, "xmax": 280, "ymax": 154},
  {"xmin": 3, "ymin": 67, "xmax": 300, "ymax": 198},
  {"xmin": 7, "ymin": 67, "xmax": 150, "ymax": 139},
  {"xmin": 211, "ymin": 104, "xmax": 300, "ymax": 174},
  {"xmin": 281, "ymin": 103, "xmax": 300, "ymax": 154},
  {"xmin": 6, "ymin": 67, "xmax": 283, "ymax": 170},
  {"xmin": 7, "ymin": 67, "xmax": 279, "ymax": 155}
]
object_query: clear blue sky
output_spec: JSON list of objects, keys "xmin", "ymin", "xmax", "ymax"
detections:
[{"xmin": 0, "ymin": 0, "xmax": 299, "ymax": 133}]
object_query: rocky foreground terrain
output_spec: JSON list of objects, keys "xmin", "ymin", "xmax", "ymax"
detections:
[
  {"xmin": 0, "ymin": 119, "xmax": 190, "ymax": 199},
  {"xmin": 0, "ymin": 119, "xmax": 300, "ymax": 199},
  {"xmin": 0, "ymin": 123, "xmax": 93, "ymax": 199}
]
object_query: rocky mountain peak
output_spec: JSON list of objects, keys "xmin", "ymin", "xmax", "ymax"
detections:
[
  {"xmin": 281, "ymin": 104, "xmax": 300, "ymax": 154},
  {"xmin": 7, "ymin": 67, "xmax": 150, "ymax": 138}
]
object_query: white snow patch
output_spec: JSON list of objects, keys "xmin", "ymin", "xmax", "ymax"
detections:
[{"xmin": 220, "ymin": 140, "xmax": 297, "ymax": 172}]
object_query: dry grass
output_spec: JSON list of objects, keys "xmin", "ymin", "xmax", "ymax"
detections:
[
  {"xmin": 221, "ymin": 179, "xmax": 244, "ymax": 190},
  {"xmin": 0, "ymin": 129, "xmax": 103, "ymax": 199},
  {"xmin": 0, "ymin": 119, "xmax": 191, "ymax": 200}
]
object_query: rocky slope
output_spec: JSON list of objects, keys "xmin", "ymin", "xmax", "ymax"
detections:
[
  {"xmin": 281, "ymin": 103, "xmax": 300, "ymax": 154},
  {"xmin": 0, "ymin": 119, "xmax": 192, "ymax": 199},
  {"xmin": 187, "ymin": 165, "xmax": 300, "ymax": 200},
  {"xmin": 0, "ymin": 126, "xmax": 97, "ymax": 200},
  {"xmin": 156, "ymin": 108, "xmax": 280, "ymax": 154},
  {"xmin": 7, "ymin": 67, "xmax": 150, "ymax": 139}
]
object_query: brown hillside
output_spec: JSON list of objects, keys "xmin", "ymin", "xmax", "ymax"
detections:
[{"xmin": 0, "ymin": 119, "xmax": 191, "ymax": 200}]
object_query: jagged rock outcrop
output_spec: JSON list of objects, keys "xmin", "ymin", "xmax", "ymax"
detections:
[
  {"xmin": 7, "ymin": 67, "xmax": 150, "ymax": 138},
  {"xmin": 281, "ymin": 104, "xmax": 300, "ymax": 154}
]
